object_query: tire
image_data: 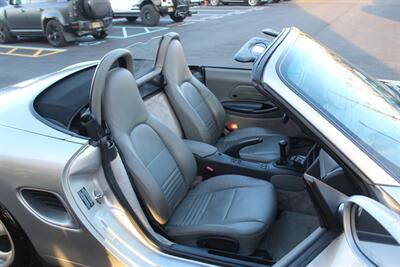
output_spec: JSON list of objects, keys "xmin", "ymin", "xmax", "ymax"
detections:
[
  {"xmin": 82, "ymin": 0, "xmax": 111, "ymax": 19},
  {"xmin": 0, "ymin": 21, "xmax": 15, "ymax": 44},
  {"xmin": 0, "ymin": 206, "xmax": 36, "ymax": 267},
  {"xmin": 92, "ymin": 31, "xmax": 108, "ymax": 40},
  {"xmin": 209, "ymin": 0, "xmax": 220, "ymax": 6},
  {"xmin": 248, "ymin": 0, "xmax": 260, "ymax": 5},
  {"xmin": 140, "ymin": 4, "xmax": 160, "ymax": 26},
  {"xmin": 126, "ymin": 17, "xmax": 138, "ymax": 22},
  {"xmin": 46, "ymin": 20, "xmax": 67, "ymax": 47},
  {"xmin": 169, "ymin": 13, "xmax": 186, "ymax": 23}
]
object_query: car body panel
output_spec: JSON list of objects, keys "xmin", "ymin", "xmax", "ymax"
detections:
[
  {"xmin": 0, "ymin": 62, "xmax": 94, "ymax": 141},
  {"xmin": 0, "ymin": 126, "xmax": 113, "ymax": 266},
  {"xmin": 308, "ymin": 233, "xmax": 364, "ymax": 267},
  {"xmin": 63, "ymin": 145, "xmax": 213, "ymax": 267}
]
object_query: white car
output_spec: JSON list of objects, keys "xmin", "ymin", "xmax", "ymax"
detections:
[{"xmin": 110, "ymin": 0, "xmax": 191, "ymax": 26}]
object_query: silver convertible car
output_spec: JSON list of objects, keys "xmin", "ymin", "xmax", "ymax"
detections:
[{"xmin": 0, "ymin": 28, "xmax": 399, "ymax": 267}]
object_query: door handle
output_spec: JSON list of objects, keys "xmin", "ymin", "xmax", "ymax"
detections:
[
  {"xmin": 222, "ymin": 101, "xmax": 279, "ymax": 114},
  {"xmin": 39, "ymin": 8, "xmax": 44, "ymax": 11},
  {"xmin": 21, "ymin": 9, "xmax": 25, "ymax": 13}
]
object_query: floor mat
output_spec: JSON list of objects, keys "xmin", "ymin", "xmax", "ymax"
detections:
[{"xmin": 258, "ymin": 211, "xmax": 319, "ymax": 261}]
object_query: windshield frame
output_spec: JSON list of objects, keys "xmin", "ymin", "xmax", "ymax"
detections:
[{"xmin": 275, "ymin": 32, "xmax": 400, "ymax": 182}]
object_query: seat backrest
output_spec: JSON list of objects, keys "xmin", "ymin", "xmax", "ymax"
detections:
[
  {"xmin": 94, "ymin": 49, "xmax": 197, "ymax": 224},
  {"xmin": 162, "ymin": 35, "xmax": 226, "ymax": 145}
]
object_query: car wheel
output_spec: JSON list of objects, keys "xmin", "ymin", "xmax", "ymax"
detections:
[
  {"xmin": 0, "ymin": 21, "xmax": 15, "ymax": 44},
  {"xmin": 126, "ymin": 17, "xmax": 138, "ymax": 22},
  {"xmin": 210, "ymin": 0, "xmax": 220, "ymax": 6},
  {"xmin": 46, "ymin": 20, "xmax": 67, "ymax": 47},
  {"xmin": 169, "ymin": 13, "xmax": 186, "ymax": 23},
  {"xmin": 92, "ymin": 31, "xmax": 108, "ymax": 40},
  {"xmin": 248, "ymin": 0, "xmax": 260, "ymax": 5},
  {"xmin": 140, "ymin": 4, "xmax": 160, "ymax": 26},
  {"xmin": 0, "ymin": 206, "xmax": 36, "ymax": 267}
]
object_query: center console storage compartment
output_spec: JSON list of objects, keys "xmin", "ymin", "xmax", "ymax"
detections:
[
  {"xmin": 184, "ymin": 139, "xmax": 305, "ymax": 180},
  {"xmin": 197, "ymin": 150, "xmax": 302, "ymax": 180}
]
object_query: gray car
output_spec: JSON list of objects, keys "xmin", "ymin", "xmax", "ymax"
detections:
[
  {"xmin": 0, "ymin": 0, "xmax": 112, "ymax": 47},
  {"xmin": 0, "ymin": 28, "xmax": 399, "ymax": 267}
]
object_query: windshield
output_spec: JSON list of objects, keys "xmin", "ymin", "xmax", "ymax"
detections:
[
  {"xmin": 278, "ymin": 32, "xmax": 400, "ymax": 180},
  {"xmin": 127, "ymin": 36, "xmax": 162, "ymax": 78}
]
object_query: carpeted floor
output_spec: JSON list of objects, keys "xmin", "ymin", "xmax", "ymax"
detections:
[{"xmin": 258, "ymin": 211, "xmax": 319, "ymax": 261}]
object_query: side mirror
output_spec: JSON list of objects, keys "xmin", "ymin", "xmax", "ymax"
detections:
[{"xmin": 342, "ymin": 196, "xmax": 400, "ymax": 266}]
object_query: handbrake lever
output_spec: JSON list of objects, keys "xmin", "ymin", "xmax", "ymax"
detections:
[{"xmin": 223, "ymin": 137, "xmax": 263, "ymax": 158}]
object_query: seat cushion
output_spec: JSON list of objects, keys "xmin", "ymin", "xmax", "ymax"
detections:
[
  {"xmin": 166, "ymin": 175, "xmax": 277, "ymax": 255},
  {"xmin": 216, "ymin": 127, "xmax": 289, "ymax": 163}
]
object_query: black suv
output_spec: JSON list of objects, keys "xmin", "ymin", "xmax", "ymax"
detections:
[{"xmin": 0, "ymin": 0, "xmax": 112, "ymax": 47}]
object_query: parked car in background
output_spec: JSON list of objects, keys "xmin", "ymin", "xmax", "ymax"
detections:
[
  {"xmin": 110, "ymin": 0, "xmax": 191, "ymax": 26},
  {"xmin": 190, "ymin": 0, "xmax": 203, "ymax": 6},
  {"xmin": 209, "ymin": 0, "xmax": 279, "ymax": 6},
  {"xmin": 0, "ymin": 0, "xmax": 113, "ymax": 47}
]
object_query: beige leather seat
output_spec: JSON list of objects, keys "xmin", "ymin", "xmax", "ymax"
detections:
[
  {"xmin": 90, "ymin": 49, "xmax": 277, "ymax": 255},
  {"xmin": 162, "ymin": 33, "xmax": 289, "ymax": 163}
]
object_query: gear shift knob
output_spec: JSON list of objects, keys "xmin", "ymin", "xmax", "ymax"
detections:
[{"xmin": 278, "ymin": 140, "xmax": 288, "ymax": 165}]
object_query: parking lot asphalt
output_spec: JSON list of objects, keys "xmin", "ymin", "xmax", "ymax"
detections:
[{"xmin": 0, "ymin": 0, "xmax": 399, "ymax": 88}]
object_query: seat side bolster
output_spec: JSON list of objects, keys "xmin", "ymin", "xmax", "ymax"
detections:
[
  {"xmin": 147, "ymin": 116, "xmax": 198, "ymax": 189},
  {"xmin": 165, "ymin": 83, "xmax": 212, "ymax": 143},
  {"xmin": 191, "ymin": 76, "xmax": 226, "ymax": 143}
]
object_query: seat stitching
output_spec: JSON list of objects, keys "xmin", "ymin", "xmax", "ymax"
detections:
[
  {"xmin": 191, "ymin": 184, "xmax": 267, "ymax": 196},
  {"xmin": 145, "ymin": 147, "xmax": 167, "ymax": 167},
  {"xmin": 182, "ymin": 194, "xmax": 203, "ymax": 226},
  {"xmin": 161, "ymin": 166, "xmax": 178, "ymax": 190},
  {"xmin": 187, "ymin": 193, "xmax": 209, "ymax": 226},
  {"xmin": 191, "ymin": 193, "xmax": 213, "ymax": 226},
  {"xmin": 163, "ymin": 168, "xmax": 183, "ymax": 206},
  {"xmin": 222, "ymin": 189, "xmax": 236, "ymax": 223},
  {"xmin": 177, "ymin": 195, "xmax": 198, "ymax": 226},
  {"xmin": 192, "ymin": 99, "xmax": 203, "ymax": 110}
]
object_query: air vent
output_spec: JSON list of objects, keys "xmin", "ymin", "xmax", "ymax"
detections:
[{"xmin": 20, "ymin": 189, "xmax": 78, "ymax": 229}]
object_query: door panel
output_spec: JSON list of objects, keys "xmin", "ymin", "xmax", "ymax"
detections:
[
  {"xmin": 6, "ymin": 3, "xmax": 29, "ymax": 29},
  {"xmin": 23, "ymin": 2, "xmax": 43, "ymax": 29},
  {"xmin": 230, "ymin": 85, "xmax": 267, "ymax": 101},
  {"xmin": 205, "ymin": 67, "xmax": 269, "ymax": 106},
  {"xmin": 203, "ymin": 67, "xmax": 303, "ymax": 137}
]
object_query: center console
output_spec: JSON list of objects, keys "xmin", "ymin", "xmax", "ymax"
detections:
[{"xmin": 184, "ymin": 139, "xmax": 312, "ymax": 180}]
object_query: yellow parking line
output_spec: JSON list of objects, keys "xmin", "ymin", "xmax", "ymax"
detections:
[
  {"xmin": 0, "ymin": 45, "xmax": 66, "ymax": 58},
  {"xmin": 33, "ymin": 49, "xmax": 43, "ymax": 57},
  {"xmin": 6, "ymin": 48, "xmax": 18, "ymax": 54}
]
